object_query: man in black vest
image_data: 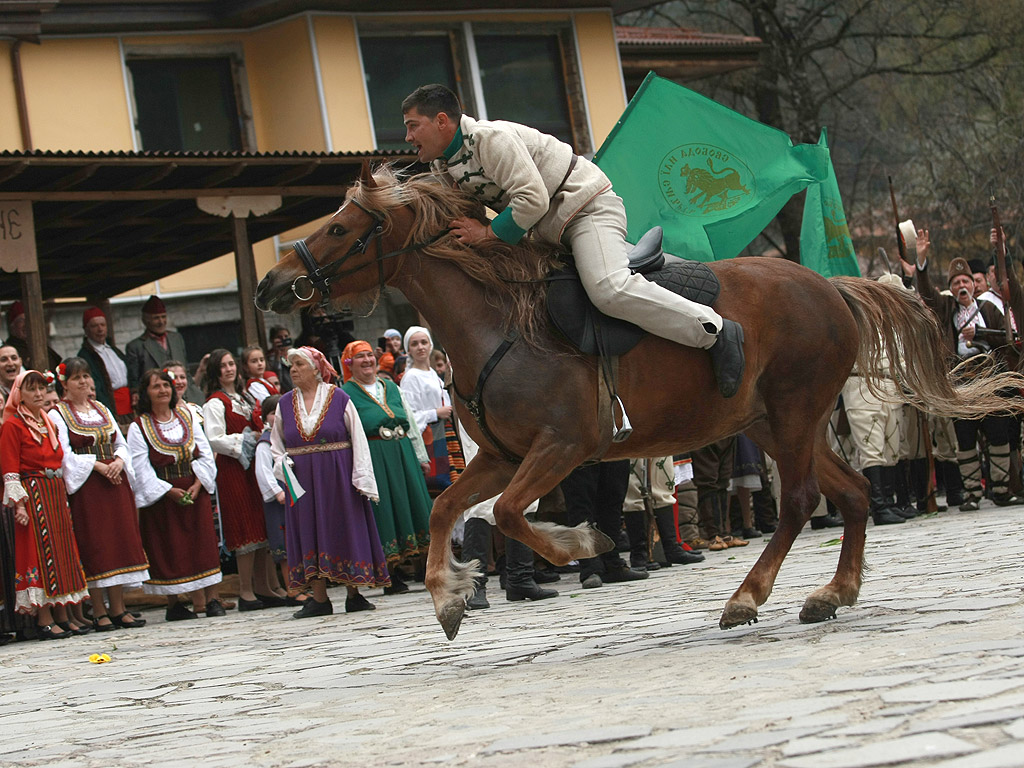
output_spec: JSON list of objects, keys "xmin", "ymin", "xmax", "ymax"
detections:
[{"xmin": 78, "ymin": 306, "xmax": 133, "ymax": 425}]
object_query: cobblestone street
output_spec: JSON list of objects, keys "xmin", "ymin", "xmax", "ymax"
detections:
[{"xmin": 2, "ymin": 505, "xmax": 1023, "ymax": 768}]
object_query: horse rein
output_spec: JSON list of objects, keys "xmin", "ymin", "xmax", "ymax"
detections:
[{"xmin": 290, "ymin": 198, "xmax": 452, "ymax": 306}]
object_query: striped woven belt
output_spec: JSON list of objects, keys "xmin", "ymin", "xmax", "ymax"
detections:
[
  {"xmin": 288, "ymin": 441, "xmax": 351, "ymax": 456},
  {"xmin": 155, "ymin": 461, "xmax": 192, "ymax": 481},
  {"xmin": 23, "ymin": 468, "xmax": 63, "ymax": 479}
]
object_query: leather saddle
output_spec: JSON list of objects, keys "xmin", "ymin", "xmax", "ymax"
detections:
[{"xmin": 547, "ymin": 226, "xmax": 721, "ymax": 356}]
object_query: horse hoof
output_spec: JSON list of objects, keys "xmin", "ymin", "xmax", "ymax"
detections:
[
  {"xmin": 719, "ymin": 602, "xmax": 758, "ymax": 630},
  {"xmin": 437, "ymin": 600, "xmax": 466, "ymax": 641},
  {"xmin": 799, "ymin": 597, "xmax": 839, "ymax": 624}
]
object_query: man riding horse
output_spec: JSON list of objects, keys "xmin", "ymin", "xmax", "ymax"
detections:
[{"xmin": 401, "ymin": 84, "xmax": 746, "ymax": 398}]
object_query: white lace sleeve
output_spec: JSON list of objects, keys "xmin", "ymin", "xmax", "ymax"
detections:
[
  {"xmin": 126, "ymin": 423, "xmax": 172, "ymax": 509},
  {"xmin": 50, "ymin": 409, "xmax": 97, "ymax": 495},
  {"xmin": 201, "ymin": 398, "xmax": 243, "ymax": 459},
  {"xmin": 190, "ymin": 411, "xmax": 219, "ymax": 494},
  {"xmin": 254, "ymin": 439, "xmax": 278, "ymax": 502},
  {"xmin": 345, "ymin": 398, "xmax": 378, "ymax": 502},
  {"xmin": 398, "ymin": 387, "xmax": 430, "ymax": 465}
]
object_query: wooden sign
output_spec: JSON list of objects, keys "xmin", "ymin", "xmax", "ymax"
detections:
[{"xmin": 0, "ymin": 201, "xmax": 37, "ymax": 273}]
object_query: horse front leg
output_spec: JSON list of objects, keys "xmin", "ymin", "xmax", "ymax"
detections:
[
  {"xmin": 425, "ymin": 452, "xmax": 515, "ymax": 640},
  {"xmin": 719, "ymin": 422, "xmax": 820, "ymax": 629}
]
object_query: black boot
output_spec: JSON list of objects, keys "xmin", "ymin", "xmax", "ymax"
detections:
[
  {"xmin": 624, "ymin": 510, "xmax": 659, "ymax": 571},
  {"xmin": 654, "ymin": 506, "xmax": 704, "ymax": 564},
  {"xmin": 708, "ymin": 319, "xmax": 745, "ymax": 399},
  {"xmin": 886, "ymin": 464, "xmax": 915, "ymax": 519},
  {"xmin": 462, "ymin": 517, "xmax": 491, "ymax": 610},
  {"xmin": 939, "ymin": 460, "xmax": 963, "ymax": 508},
  {"xmin": 864, "ymin": 465, "xmax": 905, "ymax": 525},
  {"xmin": 505, "ymin": 538, "xmax": 557, "ymax": 602},
  {"xmin": 893, "ymin": 460, "xmax": 917, "ymax": 518},
  {"xmin": 909, "ymin": 458, "xmax": 936, "ymax": 513}
]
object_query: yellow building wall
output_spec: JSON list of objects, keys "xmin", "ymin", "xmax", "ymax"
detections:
[
  {"xmin": 573, "ymin": 11, "xmax": 627, "ymax": 146},
  {"xmin": 19, "ymin": 38, "xmax": 134, "ymax": 151},
  {"xmin": 0, "ymin": 43, "xmax": 23, "ymax": 150},
  {"xmin": 245, "ymin": 18, "xmax": 327, "ymax": 152},
  {"xmin": 313, "ymin": 16, "xmax": 374, "ymax": 152}
]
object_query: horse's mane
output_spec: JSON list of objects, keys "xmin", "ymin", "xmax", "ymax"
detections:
[{"xmin": 346, "ymin": 166, "xmax": 563, "ymax": 348}]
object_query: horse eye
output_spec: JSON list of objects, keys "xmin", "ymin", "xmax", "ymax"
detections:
[{"xmin": 329, "ymin": 224, "xmax": 347, "ymax": 237}]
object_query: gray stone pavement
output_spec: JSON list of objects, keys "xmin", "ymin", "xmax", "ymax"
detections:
[{"xmin": 2, "ymin": 504, "xmax": 1023, "ymax": 768}]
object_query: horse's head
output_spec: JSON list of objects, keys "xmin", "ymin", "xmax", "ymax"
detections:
[{"xmin": 255, "ymin": 165, "xmax": 417, "ymax": 314}]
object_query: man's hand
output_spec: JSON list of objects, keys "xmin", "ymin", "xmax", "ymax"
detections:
[
  {"xmin": 962, "ymin": 324, "xmax": 976, "ymax": 343},
  {"xmin": 450, "ymin": 217, "xmax": 496, "ymax": 246},
  {"xmin": 916, "ymin": 229, "xmax": 930, "ymax": 263},
  {"xmin": 991, "ymin": 227, "xmax": 1007, "ymax": 255}
]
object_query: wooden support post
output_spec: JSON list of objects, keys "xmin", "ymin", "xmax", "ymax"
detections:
[
  {"xmin": 19, "ymin": 270, "xmax": 47, "ymax": 372},
  {"xmin": 231, "ymin": 213, "xmax": 264, "ymax": 348}
]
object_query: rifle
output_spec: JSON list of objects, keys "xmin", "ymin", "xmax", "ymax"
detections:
[
  {"xmin": 888, "ymin": 176, "xmax": 908, "ymax": 264},
  {"xmin": 990, "ymin": 189, "xmax": 1014, "ymax": 347}
]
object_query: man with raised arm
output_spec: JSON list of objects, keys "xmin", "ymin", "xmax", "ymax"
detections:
[{"xmin": 401, "ymin": 84, "xmax": 745, "ymax": 398}]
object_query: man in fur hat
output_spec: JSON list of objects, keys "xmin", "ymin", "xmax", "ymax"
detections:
[
  {"xmin": 912, "ymin": 230, "xmax": 1012, "ymax": 510},
  {"xmin": 124, "ymin": 295, "xmax": 189, "ymax": 394}
]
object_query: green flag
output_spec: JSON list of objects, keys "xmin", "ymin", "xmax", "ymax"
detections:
[
  {"xmin": 800, "ymin": 129, "xmax": 861, "ymax": 277},
  {"xmin": 593, "ymin": 72, "xmax": 829, "ymax": 262}
]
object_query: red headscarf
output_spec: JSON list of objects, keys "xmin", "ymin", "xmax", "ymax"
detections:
[
  {"xmin": 288, "ymin": 346, "xmax": 339, "ymax": 384},
  {"xmin": 340, "ymin": 341, "xmax": 373, "ymax": 383},
  {"xmin": 2, "ymin": 371, "xmax": 59, "ymax": 449}
]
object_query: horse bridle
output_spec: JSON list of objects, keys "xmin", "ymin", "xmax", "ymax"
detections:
[{"xmin": 290, "ymin": 199, "xmax": 451, "ymax": 306}]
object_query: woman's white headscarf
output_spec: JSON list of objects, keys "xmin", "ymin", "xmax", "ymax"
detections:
[{"xmin": 403, "ymin": 326, "xmax": 433, "ymax": 356}]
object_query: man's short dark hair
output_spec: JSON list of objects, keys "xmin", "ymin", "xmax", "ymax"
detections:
[{"xmin": 402, "ymin": 84, "xmax": 462, "ymax": 121}]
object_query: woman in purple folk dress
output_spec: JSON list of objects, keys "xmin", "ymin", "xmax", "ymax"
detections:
[{"xmin": 269, "ymin": 346, "xmax": 389, "ymax": 619}]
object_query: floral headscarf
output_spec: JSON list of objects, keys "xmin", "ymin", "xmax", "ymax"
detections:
[
  {"xmin": 340, "ymin": 341, "xmax": 374, "ymax": 383},
  {"xmin": 287, "ymin": 346, "xmax": 339, "ymax": 384},
  {"xmin": 2, "ymin": 370, "xmax": 59, "ymax": 449}
]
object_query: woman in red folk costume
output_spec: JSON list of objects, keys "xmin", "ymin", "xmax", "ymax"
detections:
[
  {"xmin": 1, "ymin": 371, "xmax": 88, "ymax": 639},
  {"xmin": 203, "ymin": 348, "xmax": 287, "ymax": 610},
  {"xmin": 51, "ymin": 358, "xmax": 150, "ymax": 631},
  {"xmin": 128, "ymin": 369, "xmax": 222, "ymax": 621}
]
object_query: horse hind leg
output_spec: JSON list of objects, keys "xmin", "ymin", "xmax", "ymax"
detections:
[
  {"xmin": 425, "ymin": 453, "xmax": 515, "ymax": 640},
  {"xmin": 800, "ymin": 437, "xmax": 870, "ymax": 623}
]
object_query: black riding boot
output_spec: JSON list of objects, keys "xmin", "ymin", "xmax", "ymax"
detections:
[
  {"xmin": 654, "ymin": 506, "xmax": 704, "ymax": 564},
  {"xmin": 505, "ymin": 538, "xmax": 558, "ymax": 602},
  {"xmin": 864, "ymin": 465, "xmax": 905, "ymax": 525},
  {"xmin": 461, "ymin": 517, "xmax": 491, "ymax": 610},
  {"xmin": 910, "ymin": 458, "xmax": 937, "ymax": 513},
  {"xmin": 893, "ymin": 460, "xmax": 916, "ymax": 518},
  {"xmin": 624, "ymin": 510, "xmax": 658, "ymax": 571}
]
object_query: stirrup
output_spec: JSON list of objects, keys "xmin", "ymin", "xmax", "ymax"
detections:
[{"xmin": 612, "ymin": 394, "xmax": 632, "ymax": 442}]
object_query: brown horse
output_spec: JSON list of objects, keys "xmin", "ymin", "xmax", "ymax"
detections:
[{"xmin": 255, "ymin": 166, "xmax": 1024, "ymax": 641}]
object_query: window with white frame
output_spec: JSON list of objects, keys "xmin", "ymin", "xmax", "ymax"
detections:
[{"xmin": 359, "ymin": 21, "xmax": 591, "ymax": 154}]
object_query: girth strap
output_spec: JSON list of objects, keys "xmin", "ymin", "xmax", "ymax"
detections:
[{"xmin": 453, "ymin": 331, "xmax": 524, "ymax": 465}]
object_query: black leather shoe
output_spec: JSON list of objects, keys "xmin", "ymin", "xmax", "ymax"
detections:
[
  {"xmin": 533, "ymin": 570, "xmax": 561, "ymax": 584},
  {"xmin": 872, "ymin": 509, "xmax": 906, "ymax": 525},
  {"xmin": 708, "ymin": 319, "xmax": 745, "ymax": 398},
  {"xmin": 238, "ymin": 597, "xmax": 266, "ymax": 612},
  {"xmin": 293, "ymin": 598, "xmax": 333, "ymax": 619},
  {"xmin": 810, "ymin": 514, "xmax": 843, "ymax": 529},
  {"xmin": 506, "ymin": 581, "xmax": 558, "ymax": 601},
  {"xmin": 383, "ymin": 572, "xmax": 410, "ymax": 595},
  {"xmin": 92, "ymin": 615, "xmax": 118, "ymax": 632},
  {"xmin": 203, "ymin": 599, "xmax": 227, "ymax": 617},
  {"xmin": 345, "ymin": 593, "xmax": 376, "ymax": 613},
  {"xmin": 666, "ymin": 549, "xmax": 705, "ymax": 565},
  {"xmin": 37, "ymin": 624, "xmax": 72, "ymax": 640},
  {"xmin": 111, "ymin": 611, "xmax": 146, "ymax": 629},
  {"xmin": 581, "ymin": 574, "xmax": 603, "ymax": 589},
  {"xmin": 165, "ymin": 602, "xmax": 197, "ymax": 622},
  {"xmin": 466, "ymin": 585, "xmax": 490, "ymax": 610},
  {"xmin": 602, "ymin": 566, "xmax": 649, "ymax": 583},
  {"xmin": 254, "ymin": 593, "xmax": 288, "ymax": 608}
]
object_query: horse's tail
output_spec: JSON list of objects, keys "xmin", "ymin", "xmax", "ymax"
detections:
[{"xmin": 830, "ymin": 276, "xmax": 1024, "ymax": 419}]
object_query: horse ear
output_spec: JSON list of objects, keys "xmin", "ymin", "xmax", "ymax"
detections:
[{"xmin": 359, "ymin": 162, "xmax": 377, "ymax": 188}]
